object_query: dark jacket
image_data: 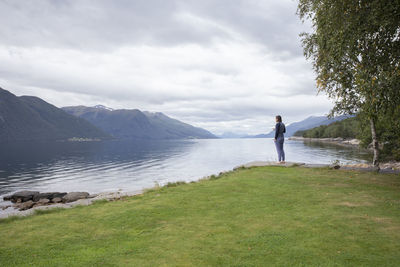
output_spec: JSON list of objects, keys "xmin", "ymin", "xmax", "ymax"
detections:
[{"xmin": 275, "ymin": 122, "xmax": 286, "ymax": 139}]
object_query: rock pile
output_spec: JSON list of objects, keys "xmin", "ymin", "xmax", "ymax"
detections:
[{"xmin": 3, "ymin": 191, "xmax": 91, "ymax": 211}]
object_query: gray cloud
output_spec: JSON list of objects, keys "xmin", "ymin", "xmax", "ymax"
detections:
[
  {"xmin": 0, "ymin": 0, "xmax": 330, "ymax": 135},
  {"xmin": 0, "ymin": 0, "xmax": 306, "ymax": 53},
  {"xmin": 0, "ymin": 0, "xmax": 228, "ymax": 49}
]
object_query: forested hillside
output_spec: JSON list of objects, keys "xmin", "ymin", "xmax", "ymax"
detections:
[
  {"xmin": 293, "ymin": 117, "xmax": 360, "ymax": 139},
  {"xmin": 294, "ymin": 114, "xmax": 400, "ymax": 161}
]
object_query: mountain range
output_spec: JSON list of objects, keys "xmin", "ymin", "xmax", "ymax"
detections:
[
  {"xmin": 62, "ymin": 105, "xmax": 216, "ymax": 140},
  {"xmin": 217, "ymin": 132, "xmax": 251, "ymax": 139},
  {"xmin": 1, "ymin": 86, "xmax": 350, "ymax": 142},
  {"xmin": 0, "ymin": 87, "xmax": 110, "ymax": 142},
  {"xmin": 0, "ymin": 87, "xmax": 216, "ymax": 142},
  {"xmin": 269, "ymin": 115, "xmax": 352, "ymax": 137},
  {"xmin": 218, "ymin": 115, "xmax": 351, "ymax": 139}
]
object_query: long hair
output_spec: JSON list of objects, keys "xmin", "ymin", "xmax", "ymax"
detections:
[{"xmin": 276, "ymin": 115, "xmax": 282, "ymax": 122}]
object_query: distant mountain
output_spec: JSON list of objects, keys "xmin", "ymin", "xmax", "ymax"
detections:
[
  {"xmin": 244, "ymin": 134, "xmax": 270, "ymax": 139},
  {"xmin": 249, "ymin": 115, "xmax": 352, "ymax": 138},
  {"xmin": 218, "ymin": 132, "xmax": 250, "ymax": 139},
  {"xmin": 62, "ymin": 105, "xmax": 217, "ymax": 140},
  {"xmin": 0, "ymin": 88, "xmax": 110, "ymax": 142}
]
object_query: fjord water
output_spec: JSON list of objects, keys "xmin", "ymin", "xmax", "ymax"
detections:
[{"xmin": 0, "ymin": 138, "xmax": 371, "ymax": 197}]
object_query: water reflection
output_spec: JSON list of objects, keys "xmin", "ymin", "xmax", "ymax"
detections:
[
  {"xmin": 290, "ymin": 140, "xmax": 372, "ymax": 163},
  {"xmin": 0, "ymin": 138, "xmax": 371, "ymax": 197},
  {"xmin": 0, "ymin": 139, "xmax": 196, "ymax": 195}
]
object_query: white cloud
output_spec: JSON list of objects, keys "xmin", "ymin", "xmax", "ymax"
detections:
[{"xmin": 0, "ymin": 0, "xmax": 331, "ymax": 135}]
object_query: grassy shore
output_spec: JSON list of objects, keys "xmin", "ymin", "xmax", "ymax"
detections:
[{"xmin": 1, "ymin": 166, "xmax": 400, "ymax": 266}]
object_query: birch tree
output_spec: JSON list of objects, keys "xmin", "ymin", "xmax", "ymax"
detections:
[{"xmin": 298, "ymin": 0, "xmax": 400, "ymax": 166}]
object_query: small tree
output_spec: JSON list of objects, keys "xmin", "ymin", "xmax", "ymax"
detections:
[{"xmin": 298, "ymin": 0, "xmax": 400, "ymax": 166}]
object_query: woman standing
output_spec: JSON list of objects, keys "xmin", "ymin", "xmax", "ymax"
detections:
[{"xmin": 274, "ymin": 115, "xmax": 286, "ymax": 163}]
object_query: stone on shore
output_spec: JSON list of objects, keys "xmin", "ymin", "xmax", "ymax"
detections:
[
  {"xmin": 62, "ymin": 192, "xmax": 89, "ymax": 203},
  {"xmin": 38, "ymin": 198, "xmax": 50, "ymax": 205},
  {"xmin": 32, "ymin": 192, "xmax": 67, "ymax": 202},
  {"xmin": 32, "ymin": 198, "xmax": 51, "ymax": 208},
  {"xmin": 52, "ymin": 197, "xmax": 62, "ymax": 203},
  {"xmin": 330, "ymin": 164, "xmax": 341, "ymax": 169},
  {"xmin": 17, "ymin": 200, "xmax": 34, "ymax": 211},
  {"xmin": 7, "ymin": 191, "xmax": 40, "ymax": 203},
  {"xmin": 235, "ymin": 161, "xmax": 306, "ymax": 169}
]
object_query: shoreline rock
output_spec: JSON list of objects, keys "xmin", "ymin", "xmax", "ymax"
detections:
[
  {"xmin": 6, "ymin": 191, "xmax": 40, "ymax": 203},
  {"xmin": 33, "ymin": 192, "xmax": 67, "ymax": 202},
  {"xmin": 0, "ymin": 190, "xmax": 143, "ymax": 219},
  {"xmin": 235, "ymin": 161, "xmax": 400, "ymax": 172},
  {"xmin": 62, "ymin": 192, "xmax": 89, "ymax": 203},
  {"xmin": 2, "ymin": 191, "xmax": 90, "ymax": 211}
]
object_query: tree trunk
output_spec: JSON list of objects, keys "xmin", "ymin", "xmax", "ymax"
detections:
[{"xmin": 370, "ymin": 118, "xmax": 379, "ymax": 168}]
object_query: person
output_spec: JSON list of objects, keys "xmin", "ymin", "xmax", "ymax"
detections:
[{"xmin": 274, "ymin": 115, "xmax": 286, "ymax": 163}]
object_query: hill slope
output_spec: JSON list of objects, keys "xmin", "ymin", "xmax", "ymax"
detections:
[
  {"xmin": 293, "ymin": 117, "xmax": 360, "ymax": 138},
  {"xmin": 0, "ymin": 88, "xmax": 110, "ymax": 142},
  {"xmin": 62, "ymin": 106, "xmax": 216, "ymax": 140}
]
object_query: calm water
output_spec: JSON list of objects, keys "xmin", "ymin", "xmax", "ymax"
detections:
[{"xmin": 0, "ymin": 138, "xmax": 371, "ymax": 197}]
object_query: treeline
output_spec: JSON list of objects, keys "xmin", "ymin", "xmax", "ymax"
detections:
[
  {"xmin": 294, "ymin": 112, "xmax": 400, "ymax": 161},
  {"xmin": 293, "ymin": 117, "xmax": 360, "ymax": 139}
]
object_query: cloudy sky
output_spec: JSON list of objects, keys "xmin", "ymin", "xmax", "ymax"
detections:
[{"xmin": 0, "ymin": 0, "xmax": 333, "ymax": 135}]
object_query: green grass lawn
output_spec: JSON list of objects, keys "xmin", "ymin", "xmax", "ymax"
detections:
[{"xmin": 1, "ymin": 167, "xmax": 400, "ymax": 266}]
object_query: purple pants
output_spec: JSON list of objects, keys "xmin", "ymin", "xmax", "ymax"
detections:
[{"xmin": 275, "ymin": 137, "xmax": 285, "ymax": 161}]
